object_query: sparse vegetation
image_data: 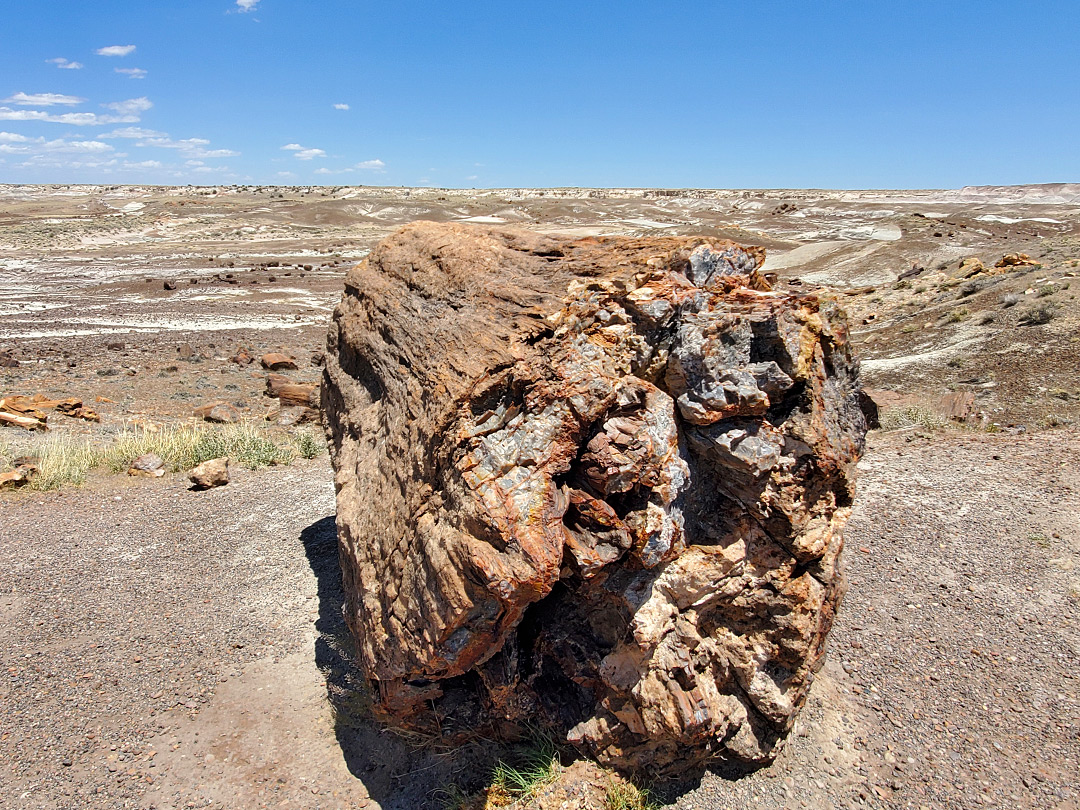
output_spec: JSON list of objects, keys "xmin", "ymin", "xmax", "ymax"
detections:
[
  {"xmin": 605, "ymin": 779, "xmax": 659, "ymax": 810},
  {"xmin": 879, "ymin": 405, "xmax": 947, "ymax": 432},
  {"xmin": 1037, "ymin": 284, "xmax": 1056, "ymax": 297},
  {"xmin": 488, "ymin": 737, "xmax": 561, "ymax": 805},
  {"xmin": 978, "ymin": 313, "xmax": 995, "ymax": 325},
  {"xmin": 9, "ymin": 422, "xmax": 325, "ymax": 491},
  {"xmin": 1018, "ymin": 302, "xmax": 1055, "ymax": 325},
  {"xmin": 1001, "ymin": 293, "xmax": 1021, "ymax": 308},
  {"xmin": 945, "ymin": 307, "xmax": 970, "ymax": 323},
  {"xmin": 1029, "ymin": 532, "xmax": 1051, "ymax": 549}
]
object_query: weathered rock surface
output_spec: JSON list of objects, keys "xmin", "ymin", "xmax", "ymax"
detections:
[
  {"xmin": 322, "ymin": 222, "xmax": 866, "ymax": 775},
  {"xmin": 189, "ymin": 457, "xmax": 229, "ymax": 489},
  {"xmin": 128, "ymin": 453, "xmax": 166, "ymax": 478},
  {"xmin": 194, "ymin": 401, "xmax": 240, "ymax": 424}
]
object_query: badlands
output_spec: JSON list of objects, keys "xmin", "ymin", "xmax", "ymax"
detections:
[{"xmin": 0, "ymin": 183, "xmax": 1078, "ymax": 810}]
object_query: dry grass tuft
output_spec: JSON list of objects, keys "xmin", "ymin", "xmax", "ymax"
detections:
[
  {"xmin": 9, "ymin": 422, "xmax": 325, "ymax": 491},
  {"xmin": 879, "ymin": 405, "xmax": 947, "ymax": 432}
]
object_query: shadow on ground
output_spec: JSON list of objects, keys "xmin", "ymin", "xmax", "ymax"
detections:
[{"xmin": 300, "ymin": 516, "xmax": 500, "ymax": 809}]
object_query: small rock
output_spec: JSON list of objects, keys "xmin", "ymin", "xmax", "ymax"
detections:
[
  {"xmin": 163, "ymin": 280, "xmax": 177, "ymax": 291},
  {"xmin": 189, "ymin": 457, "xmax": 229, "ymax": 489},
  {"xmin": 230, "ymin": 348, "xmax": 254, "ymax": 366},
  {"xmin": 0, "ymin": 350, "xmax": 19, "ymax": 368},
  {"xmin": 128, "ymin": 453, "xmax": 166, "ymax": 478},
  {"xmin": 310, "ymin": 350, "xmax": 325, "ymax": 367},
  {"xmin": 177, "ymin": 343, "xmax": 195, "ymax": 360},
  {"xmin": 193, "ymin": 401, "xmax": 240, "ymax": 424},
  {"xmin": 106, "ymin": 341, "xmax": 125, "ymax": 351},
  {"xmin": 260, "ymin": 352, "xmax": 298, "ymax": 371}
]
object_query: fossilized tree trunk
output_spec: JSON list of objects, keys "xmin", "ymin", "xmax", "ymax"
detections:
[{"xmin": 322, "ymin": 222, "xmax": 866, "ymax": 774}]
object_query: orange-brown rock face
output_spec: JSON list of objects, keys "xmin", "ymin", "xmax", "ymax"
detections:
[{"xmin": 322, "ymin": 222, "xmax": 866, "ymax": 774}]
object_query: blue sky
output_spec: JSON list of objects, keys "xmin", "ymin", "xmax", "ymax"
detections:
[{"xmin": 1, "ymin": 1, "xmax": 1077, "ymax": 188}]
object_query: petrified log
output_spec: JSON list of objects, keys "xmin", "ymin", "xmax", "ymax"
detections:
[{"xmin": 322, "ymin": 222, "xmax": 866, "ymax": 775}]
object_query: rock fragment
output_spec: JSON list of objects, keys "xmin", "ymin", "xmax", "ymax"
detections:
[
  {"xmin": 194, "ymin": 401, "xmax": 240, "ymax": 424},
  {"xmin": 322, "ymin": 222, "xmax": 866, "ymax": 775},
  {"xmin": 265, "ymin": 374, "xmax": 318, "ymax": 407},
  {"xmin": 260, "ymin": 352, "xmax": 298, "ymax": 371},
  {"xmin": 128, "ymin": 453, "xmax": 166, "ymax": 478},
  {"xmin": 189, "ymin": 457, "xmax": 229, "ymax": 489}
]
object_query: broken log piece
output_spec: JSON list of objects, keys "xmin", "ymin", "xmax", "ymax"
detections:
[
  {"xmin": 265, "ymin": 374, "xmax": 318, "ymax": 408},
  {"xmin": 0, "ymin": 409, "xmax": 47, "ymax": 431},
  {"xmin": 322, "ymin": 222, "xmax": 867, "ymax": 775}
]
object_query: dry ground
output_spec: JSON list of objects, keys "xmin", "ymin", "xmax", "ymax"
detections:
[{"xmin": 1, "ymin": 184, "xmax": 1079, "ymax": 809}]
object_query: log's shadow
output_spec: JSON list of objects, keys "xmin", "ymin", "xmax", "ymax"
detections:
[{"xmin": 299, "ymin": 516, "xmax": 499, "ymax": 810}]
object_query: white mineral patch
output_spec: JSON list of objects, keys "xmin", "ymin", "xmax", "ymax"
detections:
[{"xmin": 456, "ymin": 215, "xmax": 507, "ymax": 224}]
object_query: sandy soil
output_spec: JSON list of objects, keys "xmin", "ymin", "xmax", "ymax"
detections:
[{"xmin": 2, "ymin": 184, "xmax": 1079, "ymax": 809}]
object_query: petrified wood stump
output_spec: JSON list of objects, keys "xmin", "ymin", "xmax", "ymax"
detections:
[{"xmin": 322, "ymin": 222, "xmax": 866, "ymax": 774}]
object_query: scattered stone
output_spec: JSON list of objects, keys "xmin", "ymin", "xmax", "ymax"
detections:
[
  {"xmin": 0, "ymin": 350, "xmax": 20, "ymax": 368},
  {"xmin": 189, "ymin": 457, "xmax": 229, "ymax": 489},
  {"xmin": 996, "ymin": 253, "xmax": 1036, "ymax": 269},
  {"xmin": 177, "ymin": 343, "xmax": 195, "ymax": 360},
  {"xmin": 193, "ymin": 401, "xmax": 240, "ymax": 424},
  {"xmin": 309, "ymin": 350, "xmax": 325, "ymax": 367},
  {"xmin": 274, "ymin": 406, "xmax": 320, "ymax": 427},
  {"xmin": 323, "ymin": 222, "xmax": 866, "ymax": 775},
  {"xmin": 0, "ymin": 461, "xmax": 38, "ymax": 489},
  {"xmin": 106, "ymin": 341, "xmax": 126, "ymax": 351},
  {"xmin": 957, "ymin": 257, "xmax": 987, "ymax": 278},
  {"xmin": 230, "ymin": 349, "xmax": 254, "ymax": 367},
  {"xmin": 128, "ymin": 454, "xmax": 166, "ymax": 478},
  {"xmin": 265, "ymin": 374, "xmax": 318, "ymax": 407},
  {"xmin": 163, "ymin": 280, "xmax": 177, "ymax": 291},
  {"xmin": 260, "ymin": 352, "xmax": 298, "ymax": 371},
  {"xmin": 938, "ymin": 391, "xmax": 975, "ymax": 422}
]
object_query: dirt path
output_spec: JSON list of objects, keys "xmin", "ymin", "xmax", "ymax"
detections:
[{"xmin": 2, "ymin": 428, "xmax": 1078, "ymax": 810}]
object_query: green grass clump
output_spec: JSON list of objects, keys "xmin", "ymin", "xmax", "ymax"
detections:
[
  {"xmin": 488, "ymin": 736, "xmax": 561, "ymax": 804},
  {"xmin": 879, "ymin": 405, "xmax": 947, "ymax": 432},
  {"xmin": 605, "ymin": 779, "xmax": 659, "ymax": 810},
  {"xmin": 1018, "ymin": 302, "xmax": 1055, "ymax": 325}
]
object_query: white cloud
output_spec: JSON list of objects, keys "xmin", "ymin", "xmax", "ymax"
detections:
[
  {"xmin": 236, "ymin": 0, "xmax": 260, "ymax": 11},
  {"xmin": 4, "ymin": 92, "xmax": 85, "ymax": 106},
  {"xmin": 104, "ymin": 97, "xmax": 153, "ymax": 115},
  {"xmin": 115, "ymin": 67, "xmax": 148, "ymax": 79},
  {"xmin": 281, "ymin": 143, "xmax": 326, "ymax": 160},
  {"xmin": 101, "ymin": 126, "xmax": 168, "ymax": 139},
  {"xmin": 276, "ymin": 171, "xmax": 296, "ymax": 178},
  {"xmin": 46, "ymin": 58, "xmax": 83, "ymax": 70},
  {"xmin": 135, "ymin": 135, "xmax": 240, "ymax": 158},
  {"xmin": 123, "ymin": 160, "xmax": 162, "ymax": 169},
  {"xmin": 0, "ymin": 107, "xmax": 140, "ymax": 125},
  {"xmin": 355, "ymin": 159, "xmax": 385, "ymax": 170},
  {"xmin": 333, "ymin": 103, "xmax": 349, "ymax": 110},
  {"xmin": 310, "ymin": 159, "xmax": 386, "ymax": 176},
  {"xmin": 0, "ymin": 137, "xmax": 114, "ymax": 156},
  {"xmin": 97, "ymin": 45, "xmax": 136, "ymax": 57},
  {"xmin": 313, "ymin": 167, "xmax": 332, "ymax": 175},
  {"xmin": 0, "ymin": 132, "xmax": 32, "ymax": 143}
]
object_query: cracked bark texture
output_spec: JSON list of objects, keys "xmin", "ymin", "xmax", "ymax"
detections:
[{"xmin": 322, "ymin": 221, "xmax": 866, "ymax": 775}]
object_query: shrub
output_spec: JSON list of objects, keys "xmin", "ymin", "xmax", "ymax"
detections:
[
  {"xmin": 1018, "ymin": 303, "xmax": 1055, "ymax": 325},
  {"xmin": 879, "ymin": 405, "xmax": 946, "ymax": 432},
  {"xmin": 945, "ymin": 307, "xmax": 970, "ymax": 323},
  {"xmin": 1001, "ymin": 293, "xmax": 1020, "ymax": 308}
]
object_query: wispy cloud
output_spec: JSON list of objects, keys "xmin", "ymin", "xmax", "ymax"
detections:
[
  {"xmin": 136, "ymin": 135, "xmax": 240, "ymax": 158},
  {"xmin": 333, "ymin": 103, "xmax": 350, "ymax": 110},
  {"xmin": 4, "ymin": 92, "xmax": 85, "ymax": 106},
  {"xmin": 0, "ymin": 137, "xmax": 114, "ymax": 156},
  {"xmin": 236, "ymin": 0, "xmax": 260, "ymax": 12},
  {"xmin": 101, "ymin": 126, "xmax": 168, "ymax": 139},
  {"xmin": 0, "ymin": 108, "xmax": 140, "ymax": 125},
  {"xmin": 97, "ymin": 45, "xmax": 137, "ymax": 57},
  {"xmin": 311, "ymin": 159, "xmax": 386, "ymax": 176},
  {"xmin": 0, "ymin": 132, "xmax": 33, "ymax": 143},
  {"xmin": 46, "ymin": 58, "xmax": 83, "ymax": 70},
  {"xmin": 281, "ymin": 143, "xmax": 326, "ymax": 160},
  {"xmin": 115, "ymin": 67, "xmax": 148, "ymax": 79},
  {"xmin": 103, "ymin": 97, "xmax": 153, "ymax": 115}
]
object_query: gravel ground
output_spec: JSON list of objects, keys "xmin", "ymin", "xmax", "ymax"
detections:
[{"xmin": 2, "ymin": 428, "xmax": 1078, "ymax": 810}]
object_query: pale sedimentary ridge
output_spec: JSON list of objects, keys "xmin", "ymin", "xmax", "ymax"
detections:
[{"xmin": 322, "ymin": 222, "xmax": 866, "ymax": 774}]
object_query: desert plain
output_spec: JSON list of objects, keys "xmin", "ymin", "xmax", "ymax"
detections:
[{"xmin": 1, "ymin": 183, "xmax": 1078, "ymax": 809}]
